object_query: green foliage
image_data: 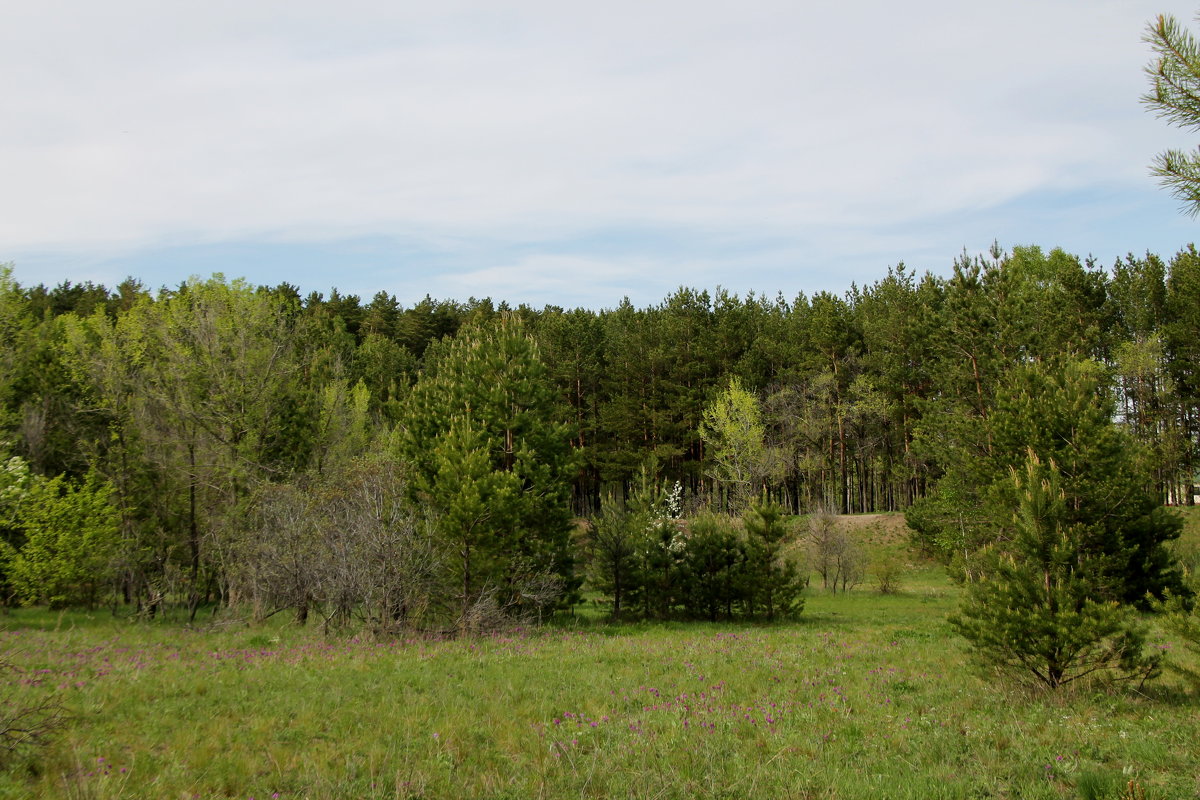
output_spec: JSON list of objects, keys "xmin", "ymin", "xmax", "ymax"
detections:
[
  {"xmin": 0, "ymin": 267, "xmax": 104, "ymax": 479},
  {"xmin": 740, "ymin": 499, "xmax": 804, "ymax": 619},
  {"xmin": 0, "ymin": 452, "xmax": 32, "ymax": 601},
  {"xmin": 7, "ymin": 248, "xmax": 1200, "ymax": 618},
  {"xmin": 0, "ymin": 267, "xmax": 32, "ymax": 444},
  {"xmin": 911, "ymin": 358, "xmax": 1186, "ymax": 604},
  {"xmin": 54, "ymin": 275, "xmax": 392, "ymax": 617},
  {"xmin": 991, "ymin": 360, "xmax": 1185, "ymax": 605},
  {"xmin": 675, "ymin": 513, "xmax": 747, "ymax": 622},
  {"xmin": 698, "ymin": 378, "xmax": 777, "ymax": 511},
  {"xmin": 871, "ymin": 555, "xmax": 903, "ymax": 594},
  {"xmin": 0, "ymin": 453, "xmax": 31, "ymax": 525},
  {"xmin": 588, "ymin": 493, "xmax": 803, "ymax": 622},
  {"xmin": 905, "ymin": 486, "xmax": 976, "ymax": 564},
  {"xmin": 4, "ymin": 470, "xmax": 120, "ymax": 608},
  {"xmin": 397, "ymin": 317, "xmax": 579, "ymax": 618},
  {"xmin": 1163, "ymin": 246, "xmax": 1200, "ymax": 503},
  {"xmin": 951, "ymin": 454, "xmax": 1160, "ymax": 689},
  {"xmin": 1143, "ymin": 12, "xmax": 1200, "ymax": 215},
  {"xmin": 310, "ymin": 378, "xmax": 372, "ymax": 475},
  {"xmin": 586, "ymin": 479, "xmax": 659, "ymax": 621}
]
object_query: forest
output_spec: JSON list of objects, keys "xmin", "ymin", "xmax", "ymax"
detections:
[
  {"xmin": 4, "ymin": 243, "xmax": 1200, "ymax": 798},
  {"xmin": 0, "ymin": 242, "xmax": 1197, "ymax": 631},
  {"xmin": 7, "ymin": 7, "xmax": 1200, "ymax": 795}
]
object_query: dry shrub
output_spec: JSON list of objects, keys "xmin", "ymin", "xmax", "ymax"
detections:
[
  {"xmin": 0, "ymin": 656, "xmax": 66, "ymax": 763},
  {"xmin": 806, "ymin": 510, "xmax": 866, "ymax": 592}
]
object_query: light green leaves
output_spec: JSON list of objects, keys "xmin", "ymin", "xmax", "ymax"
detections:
[
  {"xmin": 699, "ymin": 377, "xmax": 779, "ymax": 511},
  {"xmin": 4, "ymin": 467, "xmax": 120, "ymax": 608}
]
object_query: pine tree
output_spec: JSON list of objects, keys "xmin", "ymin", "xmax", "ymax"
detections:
[
  {"xmin": 1143, "ymin": 12, "xmax": 1200, "ymax": 214},
  {"xmin": 397, "ymin": 317, "xmax": 579, "ymax": 618},
  {"xmin": 910, "ymin": 358, "xmax": 1186, "ymax": 604},
  {"xmin": 677, "ymin": 513, "xmax": 745, "ymax": 622},
  {"xmin": 951, "ymin": 454, "xmax": 1160, "ymax": 689},
  {"xmin": 585, "ymin": 470, "xmax": 664, "ymax": 621},
  {"xmin": 741, "ymin": 498, "xmax": 804, "ymax": 620}
]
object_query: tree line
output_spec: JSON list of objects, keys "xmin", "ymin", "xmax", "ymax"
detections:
[{"xmin": 0, "ymin": 242, "xmax": 1198, "ymax": 623}]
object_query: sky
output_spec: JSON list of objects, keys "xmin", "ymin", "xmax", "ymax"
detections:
[{"xmin": 4, "ymin": 0, "xmax": 1200, "ymax": 310}]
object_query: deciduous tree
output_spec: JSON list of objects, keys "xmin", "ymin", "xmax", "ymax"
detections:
[
  {"xmin": 3, "ymin": 469, "xmax": 120, "ymax": 608},
  {"xmin": 699, "ymin": 378, "xmax": 778, "ymax": 511}
]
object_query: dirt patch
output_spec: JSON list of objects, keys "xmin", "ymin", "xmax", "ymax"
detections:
[{"xmin": 831, "ymin": 513, "xmax": 912, "ymax": 548}]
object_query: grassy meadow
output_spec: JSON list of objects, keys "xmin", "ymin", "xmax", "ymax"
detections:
[{"xmin": 1, "ymin": 513, "xmax": 1198, "ymax": 800}]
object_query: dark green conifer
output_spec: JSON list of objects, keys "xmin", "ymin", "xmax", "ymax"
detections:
[
  {"xmin": 397, "ymin": 316, "xmax": 579, "ymax": 618},
  {"xmin": 951, "ymin": 454, "xmax": 1160, "ymax": 689}
]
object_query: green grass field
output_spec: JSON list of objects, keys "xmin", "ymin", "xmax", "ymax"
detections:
[{"xmin": 1, "ymin": 513, "xmax": 1197, "ymax": 800}]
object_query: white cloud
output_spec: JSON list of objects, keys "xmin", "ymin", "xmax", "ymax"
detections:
[
  {"xmin": 435, "ymin": 254, "xmax": 669, "ymax": 309},
  {"xmin": 2, "ymin": 0, "xmax": 1197, "ymax": 298}
]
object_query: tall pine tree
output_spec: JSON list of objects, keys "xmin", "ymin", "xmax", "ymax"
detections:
[
  {"xmin": 910, "ymin": 358, "xmax": 1186, "ymax": 604},
  {"xmin": 397, "ymin": 317, "xmax": 579, "ymax": 618}
]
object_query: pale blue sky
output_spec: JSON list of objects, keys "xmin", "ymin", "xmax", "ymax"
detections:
[{"xmin": 3, "ymin": 1, "xmax": 1198, "ymax": 308}]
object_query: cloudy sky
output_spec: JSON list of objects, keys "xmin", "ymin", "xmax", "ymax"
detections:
[{"xmin": 3, "ymin": 1, "xmax": 1199, "ymax": 308}]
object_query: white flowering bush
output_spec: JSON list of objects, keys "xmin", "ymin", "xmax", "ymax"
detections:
[
  {"xmin": 663, "ymin": 481, "xmax": 683, "ymax": 520},
  {"xmin": 588, "ymin": 474, "xmax": 803, "ymax": 622}
]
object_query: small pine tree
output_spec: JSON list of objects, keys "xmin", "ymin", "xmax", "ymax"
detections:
[
  {"xmin": 587, "ymin": 501, "xmax": 649, "ymax": 622},
  {"xmin": 910, "ymin": 358, "xmax": 1186, "ymax": 605},
  {"xmin": 677, "ymin": 514, "xmax": 746, "ymax": 622},
  {"xmin": 951, "ymin": 453, "xmax": 1160, "ymax": 689},
  {"xmin": 742, "ymin": 499, "xmax": 804, "ymax": 620}
]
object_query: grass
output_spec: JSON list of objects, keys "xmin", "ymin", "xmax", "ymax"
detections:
[
  {"xmin": 0, "ymin": 514, "xmax": 1197, "ymax": 799},
  {"xmin": 1174, "ymin": 505, "xmax": 1200, "ymax": 577}
]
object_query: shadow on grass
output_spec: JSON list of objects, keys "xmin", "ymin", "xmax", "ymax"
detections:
[
  {"xmin": 1121, "ymin": 680, "xmax": 1198, "ymax": 708},
  {"xmin": 0, "ymin": 603, "xmax": 231, "ymax": 633}
]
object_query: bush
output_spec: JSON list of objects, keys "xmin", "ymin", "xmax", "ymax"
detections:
[
  {"xmin": 234, "ymin": 457, "xmax": 448, "ymax": 635},
  {"xmin": 4, "ymin": 470, "xmax": 120, "ymax": 608},
  {"xmin": 873, "ymin": 556, "xmax": 903, "ymax": 594},
  {"xmin": 586, "ymin": 497, "xmax": 804, "ymax": 622}
]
